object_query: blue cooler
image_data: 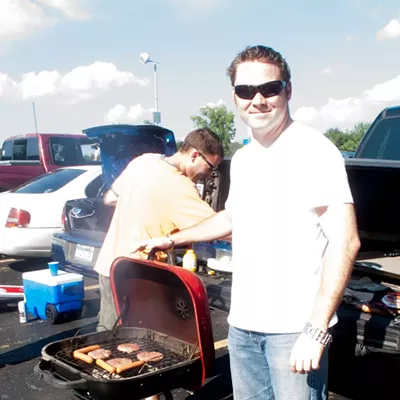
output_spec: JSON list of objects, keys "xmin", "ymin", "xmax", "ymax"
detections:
[{"xmin": 22, "ymin": 269, "xmax": 84, "ymax": 324}]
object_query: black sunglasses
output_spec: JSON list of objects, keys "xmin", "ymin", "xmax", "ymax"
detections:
[
  {"xmin": 194, "ymin": 148, "xmax": 218, "ymax": 170},
  {"xmin": 234, "ymin": 80, "xmax": 287, "ymax": 100}
]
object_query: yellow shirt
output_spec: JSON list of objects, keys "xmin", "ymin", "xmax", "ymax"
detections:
[{"xmin": 94, "ymin": 153, "xmax": 215, "ymax": 277}]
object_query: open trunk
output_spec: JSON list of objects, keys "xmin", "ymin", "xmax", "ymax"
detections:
[{"xmin": 64, "ymin": 198, "xmax": 114, "ymax": 238}]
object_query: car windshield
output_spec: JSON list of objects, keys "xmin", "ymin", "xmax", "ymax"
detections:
[
  {"xmin": 358, "ymin": 116, "xmax": 400, "ymax": 160},
  {"xmin": 11, "ymin": 169, "xmax": 86, "ymax": 194},
  {"xmin": 49, "ymin": 137, "xmax": 101, "ymax": 166}
]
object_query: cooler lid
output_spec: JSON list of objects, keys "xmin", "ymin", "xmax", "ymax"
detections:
[
  {"xmin": 109, "ymin": 257, "xmax": 215, "ymax": 379},
  {"xmin": 22, "ymin": 270, "xmax": 83, "ymax": 286}
]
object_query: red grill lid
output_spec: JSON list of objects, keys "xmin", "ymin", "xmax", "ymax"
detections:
[{"xmin": 109, "ymin": 257, "xmax": 215, "ymax": 383}]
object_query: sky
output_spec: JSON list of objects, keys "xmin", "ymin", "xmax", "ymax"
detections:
[{"xmin": 0, "ymin": 0, "xmax": 399, "ymax": 144}]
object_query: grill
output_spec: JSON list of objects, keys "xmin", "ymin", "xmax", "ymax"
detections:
[
  {"xmin": 35, "ymin": 256, "xmax": 215, "ymax": 399},
  {"xmin": 54, "ymin": 328, "xmax": 197, "ymax": 380}
]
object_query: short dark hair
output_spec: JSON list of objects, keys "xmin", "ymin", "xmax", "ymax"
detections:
[
  {"xmin": 227, "ymin": 45, "xmax": 291, "ymax": 86},
  {"xmin": 180, "ymin": 128, "xmax": 224, "ymax": 159}
]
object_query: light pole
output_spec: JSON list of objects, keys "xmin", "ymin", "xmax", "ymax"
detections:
[{"xmin": 139, "ymin": 52, "xmax": 161, "ymax": 125}]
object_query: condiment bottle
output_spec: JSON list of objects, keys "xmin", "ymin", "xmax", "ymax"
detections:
[{"xmin": 182, "ymin": 249, "xmax": 197, "ymax": 272}]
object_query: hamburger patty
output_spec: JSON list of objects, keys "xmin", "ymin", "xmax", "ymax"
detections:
[
  {"xmin": 87, "ymin": 348, "xmax": 112, "ymax": 360},
  {"xmin": 117, "ymin": 343, "xmax": 141, "ymax": 353},
  {"xmin": 136, "ymin": 351, "xmax": 164, "ymax": 363}
]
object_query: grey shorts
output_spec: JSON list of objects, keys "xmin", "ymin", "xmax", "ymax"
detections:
[{"xmin": 97, "ymin": 274, "xmax": 118, "ymax": 332}]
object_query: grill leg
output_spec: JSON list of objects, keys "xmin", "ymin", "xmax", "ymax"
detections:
[{"xmin": 162, "ymin": 391, "xmax": 173, "ymax": 400}]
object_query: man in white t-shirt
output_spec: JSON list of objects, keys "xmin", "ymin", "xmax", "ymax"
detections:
[{"xmin": 132, "ymin": 45, "xmax": 361, "ymax": 399}]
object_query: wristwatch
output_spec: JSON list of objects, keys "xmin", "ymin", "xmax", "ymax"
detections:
[
  {"xmin": 302, "ymin": 322, "xmax": 333, "ymax": 347},
  {"xmin": 165, "ymin": 233, "xmax": 175, "ymax": 249}
]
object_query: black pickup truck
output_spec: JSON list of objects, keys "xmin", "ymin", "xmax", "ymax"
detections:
[{"xmin": 344, "ymin": 106, "xmax": 400, "ymax": 255}]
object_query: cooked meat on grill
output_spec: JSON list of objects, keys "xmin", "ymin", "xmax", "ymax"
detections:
[
  {"xmin": 107, "ymin": 358, "xmax": 132, "ymax": 368},
  {"xmin": 136, "ymin": 351, "xmax": 164, "ymax": 363},
  {"xmin": 88, "ymin": 348, "xmax": 112, "ymax": 360},
  {"xmin": 117, "ymin": 343, "xmax": 141, "ymax": 353}
]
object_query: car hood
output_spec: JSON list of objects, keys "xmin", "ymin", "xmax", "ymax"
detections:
[{"xmin": 83, "ymin": 124, "xmax": 177, "ymax": 189}]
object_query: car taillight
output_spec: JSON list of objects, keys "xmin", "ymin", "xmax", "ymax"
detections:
[
  {"xmin": 5, "ymin": 208, "xmax": 31, "ymax": 228},
  {"xmin": 61, "ymin": 205, "xmax": 68, "ymax": 231}
]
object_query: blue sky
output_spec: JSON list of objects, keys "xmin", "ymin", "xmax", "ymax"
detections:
[{"xmin": 0, "ymin": 0, "xmax": 399, "ymax": 143}]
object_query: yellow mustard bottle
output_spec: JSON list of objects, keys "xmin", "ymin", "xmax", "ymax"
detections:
[{"xmin": 182, "ymin": 249, "xmax": 197, "ymax": 272}]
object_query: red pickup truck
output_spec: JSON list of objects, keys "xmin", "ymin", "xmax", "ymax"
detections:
[{"xmin": 0, "ymin": 133, "xmax": 100, "ymax": 192}]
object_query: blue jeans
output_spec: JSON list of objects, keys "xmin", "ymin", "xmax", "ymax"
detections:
[{"xmin": 228, "ymin": 326, "xmax": 328, "ymax": 400}]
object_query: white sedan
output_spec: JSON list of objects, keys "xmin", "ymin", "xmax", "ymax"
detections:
[{"xmin": 0, "ymin": 166, "xmax": 102, "ymax": 258}]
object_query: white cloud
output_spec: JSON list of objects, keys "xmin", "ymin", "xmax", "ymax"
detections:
[
  {"xmin": 0, "ymin": 0, "xmax": 89, "ymax": 48},
  {"xmin": 377, "ymin": 18, "xmax": 400, "ymax": 41},
  {"xmin": 204, "ymin": 99, "xmax": 225, "ymax": 108},
  {"xmin": 104, "ymin": 104, "xmax": 154, "ymax": 124},
  {"xmin": 293, "ymin": 74, "xmax": 400, "ymax": 131},
  {"xmin": 0, "ymin": 73, "xmax": 17, "ymax": 97},
  {"xmin": 0, "ymin": 62, "xmax": 148, "ymax": 101},
  {"xmin": 364, "ymin": 75, "xmax": 400, "ymax": 102},
  {"xmin": 37, "ymin": 0, "xmax": 89, "ymax": 20},
  {"xmin": 18, "ymin": 70, "xmax": 62, "ymax": 99},
  {"xmin": 60, "ymin": 62, "xmax": 148, "ymax": 93},
  {"xmin": 321, "ymin": 67, "xmax": 333, "ymax": 75},
  {"xmin": 0, "ymin": 0, "xmax": 55, "ymax": 41},
  {"xmin": 292, "ymin": 106, "xmax": 320, "ymax": 123},
  {"xmin": 293, "ymin": 98, "xmax": 366, "ymax": 129},
  {"xmin": 319, "ymin": 97, "xmax": 364, "ymax": 124}
]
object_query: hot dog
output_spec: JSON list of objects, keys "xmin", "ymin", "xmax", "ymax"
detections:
[
  {"xmin": 75, "ymin": 345, "xmax": 101, "ymax": 354},
  {"xmin": 96, "ymin": 359, "xmax": 116, "ymax": 374},
  {"xmin": 73, "ymin": 351, "xmax": 94, "ymax": 364},
  {"xmin": 116, "ymin": 360, "xmax": 145, "ymax": 374}
]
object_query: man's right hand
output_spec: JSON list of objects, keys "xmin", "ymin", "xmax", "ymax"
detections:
[{"xmin": 131, "ymin": 237, "xmax": 172, "ymax": 255}]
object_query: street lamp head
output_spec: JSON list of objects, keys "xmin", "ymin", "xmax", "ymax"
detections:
[{"xmin": 139, "ymin": 52, "xmax": 150, "ymax": 64}]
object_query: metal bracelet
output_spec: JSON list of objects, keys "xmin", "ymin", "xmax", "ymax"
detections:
[{"xmin": 302, "ymin": 322, "xmax": 333, "ymax": 347}]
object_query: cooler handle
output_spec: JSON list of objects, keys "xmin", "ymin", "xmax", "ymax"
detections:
[
  {"xmin": 61, "ymin": 282, "xmax": 82, "ymax": 295},
  {"xmin": 34, "ymin": 361, "xmax": 88, "ymax": 390}
]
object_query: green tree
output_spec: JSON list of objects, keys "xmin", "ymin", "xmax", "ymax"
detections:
[
  {"xmin": 143, "ymin": 120, "xmax": 154, "ymax": 125},
  {"xmin": 190, "ymin": 104, "xmax": 236, "ymax": 156},
  {"xmin": 325, "ymin": 128, "xmax": 347, "ymax": 149},
  {"xmin": 347, "ymin": 122, "xmax": 371, "ymax": 150},
  {"xmin": 324, "ymin": 122, "xmax": 371, "ymax": 151}
]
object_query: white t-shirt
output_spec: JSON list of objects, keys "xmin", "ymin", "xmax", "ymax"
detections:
[{"xmin": 225, "ymin": 121, "xmax": 353, "ymax": 333}]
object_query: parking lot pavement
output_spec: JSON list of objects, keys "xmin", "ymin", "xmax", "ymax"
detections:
[{"xmin": 0, "ymin": 258, "xmax": 233, "ymax": 400}]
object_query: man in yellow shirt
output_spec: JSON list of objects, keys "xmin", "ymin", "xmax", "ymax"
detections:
[{"xmin": 94, "ymin": 127, "xmax": 223, "ymax": 332}]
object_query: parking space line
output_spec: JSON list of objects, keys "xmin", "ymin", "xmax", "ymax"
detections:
[
  {"xmin": 214, "ymin": 338, "xmax": 228, "ymax": 350},
  {"xmin": 84, "ymin": 284, "xmax": 99, "ymax": 291},
  {"xmin": 0, "ymin": 266, "xmax": 9, "ymax": 272}
]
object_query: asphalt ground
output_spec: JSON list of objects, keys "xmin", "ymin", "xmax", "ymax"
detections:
[
  {"xmin": 0, "ymin": 257, "xmax": 394, "ymax": 400},
  {"xmin": 0, "ymin": 257, "xmax": 233, "ymax": 400}
]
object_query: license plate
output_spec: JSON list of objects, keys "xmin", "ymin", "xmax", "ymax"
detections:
[{"xmin": 74, "ymin": 244, "xmax": 95, "ymax": 263}]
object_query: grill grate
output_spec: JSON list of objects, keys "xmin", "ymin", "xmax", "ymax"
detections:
[{"xmin": 55, "ymin": 336, "xmax": 189, "ymax": 380}]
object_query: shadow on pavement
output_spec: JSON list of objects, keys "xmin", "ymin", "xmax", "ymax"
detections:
[
  {"xmin": 0, "ymin": 299, "xmax": 18, "ymax": 313},
  {"xmin": 8, "ymin": 258, "xmax": 52, "ymax": 273},
  {"xmin": 0, "ymin": 322, "xmax": 97, "ymax": 367}
]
